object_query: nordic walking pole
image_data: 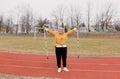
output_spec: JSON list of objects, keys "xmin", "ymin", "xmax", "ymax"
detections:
[
  {"xmin": 44, "ymin": 28, "xmax": 49, "ymax": 59},
  {"xmin": 76, "ymin": 26, "xmax": 80, "ymax": 58}
]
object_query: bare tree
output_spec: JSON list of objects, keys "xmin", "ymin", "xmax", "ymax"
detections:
[
  {"xmin": 0, "ymin": 16, "xmax": 3, "ymax": 32},
  {"xmin": 5, "ymin": 19, "xmax": 10, "ymax": 33},
  {"xmin": 69, "ymin": 5, "xmax": 82, "ymax": 29},
  {"xmin": 25, "ymin": 11, "xmax": 33, "ymax": 34},
  {"xmin": 69, "ymin": 6, "xmax": 74, "ymax": 28},
  {"xmin": 16, "ymin": 3, "xmax": 34, "ymax": 34},
  {"xmin": 51, "ymin": 5, "xmax": 66, "ymax": 29},
  {"xmin": 37, "ymin": 18, "xmax": 49, "ymax": 28},
  {"xmin": 96, "ymin": 2, "xmax": 113, "ymax": 32},
  {"xmin": 113, "ymin": 19, "xmax": 120, "ymax": 31},
  {"xmin": 20, "ymin": 15, "xmax": 26, "ymax": 33},
  {"xmin": 35, "ymin": 18, "xmax": 50, "ymax": 33},
  {"xmin": 4, "ymin": 17, "xmax": 13, "ymax": 34},
  {"xmin": 51, "ymin": 12, "xmax": 59, "ymax": 29}
]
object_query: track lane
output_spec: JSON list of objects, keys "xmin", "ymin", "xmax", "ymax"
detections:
[{"xmin": 0, "ymin": 52, "xmax": 120, "ymax": 79}]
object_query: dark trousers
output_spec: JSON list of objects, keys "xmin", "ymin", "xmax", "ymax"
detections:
[{"xmin": 55, "ymin": 47, "xmax": 67, "ymax": 68}]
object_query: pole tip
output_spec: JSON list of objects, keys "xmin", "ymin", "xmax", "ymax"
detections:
[
  {"xmin": 47, "ymin": 56, "xmax": 49, "ymax": 59},
  {"xmin": 77, "ymin": 56, "xmax": 79, "ymax": 59}
]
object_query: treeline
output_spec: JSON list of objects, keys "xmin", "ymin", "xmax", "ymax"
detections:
[{"xmin": 0, "ymin": 2, "xmax": 120, "ymax": 35}]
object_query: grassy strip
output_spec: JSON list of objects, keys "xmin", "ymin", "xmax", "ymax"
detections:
[{"xmin": 0, "ymin": 35, "xmax": 120, "ymax": 56}]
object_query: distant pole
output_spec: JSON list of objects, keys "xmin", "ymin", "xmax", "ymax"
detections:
[
  {"xmin": 77, "ymin": 28, "xmax": 80, "ymax": 58},
  {"xmin": 34, "ymin": 27, "xmax": 37, "ymax": 40}
]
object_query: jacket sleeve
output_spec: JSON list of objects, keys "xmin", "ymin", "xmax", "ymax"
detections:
[
  {"xmin": 47, "ymin": 29, "xmax": 56, "ymax": 36},
  {"xmin": 66, "ymin": 29, "xmax": 75, "ymax": 36}
]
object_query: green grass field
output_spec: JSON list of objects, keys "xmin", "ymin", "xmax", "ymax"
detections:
[{"xmin": 0, "ymin": 33, "xmax": 120, "ymax": 56}]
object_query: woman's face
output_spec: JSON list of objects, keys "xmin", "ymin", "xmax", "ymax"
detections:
[{"xmin": 58, "ymin": 27, "xmax": 64, "ymax": 34}]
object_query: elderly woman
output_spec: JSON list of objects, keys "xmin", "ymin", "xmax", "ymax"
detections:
[{"xmin": 44, "ymin": 26, "xmax": 77, "ymax": 72}]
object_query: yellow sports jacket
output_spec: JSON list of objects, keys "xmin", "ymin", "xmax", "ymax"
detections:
[{"xmin": 47, "ymin": 29, "xmax": 75, "ymax": 46}]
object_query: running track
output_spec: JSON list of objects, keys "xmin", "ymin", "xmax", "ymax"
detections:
[{"xmin": 0, "ymin": 52, "xmax": 120, "ymax": 79}]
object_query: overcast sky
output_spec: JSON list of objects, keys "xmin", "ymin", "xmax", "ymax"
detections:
[{"xmin": 0, "ymin": 0, "xmax": 120, "ymax": 21}]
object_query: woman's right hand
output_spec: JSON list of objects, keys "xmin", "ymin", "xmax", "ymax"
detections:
[{"xmin": 43, "ymin": 25, "xmax": 48, "ymax": 31}]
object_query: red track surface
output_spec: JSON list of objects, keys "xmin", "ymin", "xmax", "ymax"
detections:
[{"xmin": 0, "ymin": 52, "xmax": 120, "ymax": 79}]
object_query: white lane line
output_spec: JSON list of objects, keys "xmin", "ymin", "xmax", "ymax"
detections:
[
  {"xmin": 0, "ymin": 64, "xmax": 120, "ymax": 73},
  {"xmin": 0, "ymin": 64, "xmax": 56, "ymax": 70},
  {"xmin": 0, "ymin": 58, "xmax": 52, "ymax": 62},
  {"xmin": 1, "ymin": 51, "xmax": 120, "ymax": 58},
  {"xmin": 69, "ymin": 63, "xmax": 120, "ymax": 66},
  {"xmin": 1, "ymin": 58, "xmax": 120, "ymax": 66},
  {"xmin": 71, "ymin": 69, "xmax": 120, "ymax": 73},
  {"xmin": 1, "ymin": 54, "xmax": 120, "ymax": 60}
]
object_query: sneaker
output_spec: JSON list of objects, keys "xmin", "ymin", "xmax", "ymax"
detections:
[
  {"xmin": 63, "ymin": 67, "xmax": 69, "ymax": 72},
  {"xmin": 57, "ymin": 68, "xmax": 61, "ymax": 72}
]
